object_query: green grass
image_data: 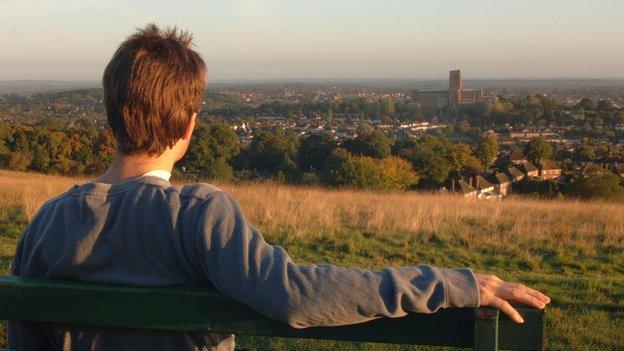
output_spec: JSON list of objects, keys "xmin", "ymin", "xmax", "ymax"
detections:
[{"xmin": 1, "ymin": 203, "xmax": 623, "ymax": 350}]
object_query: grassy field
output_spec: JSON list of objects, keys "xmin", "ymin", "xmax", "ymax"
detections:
[{"xmin": 0, "ymin": 169, "xmax": 623, "ymax": 350}]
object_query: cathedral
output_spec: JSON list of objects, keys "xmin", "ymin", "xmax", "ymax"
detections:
[{"xmin": 412, "ymin": 70, "xmax": 484, "ymax": 109}]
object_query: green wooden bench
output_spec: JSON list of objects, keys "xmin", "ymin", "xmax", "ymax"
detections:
[{"xmin": 0, "ymin": 276, "xmax": 543, "ymax": 350}]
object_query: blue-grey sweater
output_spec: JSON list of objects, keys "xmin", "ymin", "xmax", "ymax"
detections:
[{"xmin": 9, "ymin": 175, "xmax": 479, "ymax": 350}]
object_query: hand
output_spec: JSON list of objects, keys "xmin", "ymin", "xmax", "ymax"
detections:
[{"xmin": 475, "ymin": 273, "xmax": 551, "ymax": 323}]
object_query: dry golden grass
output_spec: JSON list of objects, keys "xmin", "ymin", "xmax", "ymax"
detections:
[
  {"xmin": 0, "ymin": 170, "xmax": 89, "ymax": 220},
  {"xmin": 221, "ymin": 181, "xmax": 624, "ymax": 248},
  {"xmin": 2, "ymin": 169, "xmax": 622, "ymax": 255},
  {"xmin": 2, "ymin": 170, "xmax": 623, "ymax": 350}
]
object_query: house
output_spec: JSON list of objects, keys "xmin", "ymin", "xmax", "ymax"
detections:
[
  {"xmin": 470, "ymin": 175, "xmax": 500, "ymax": 200},
  {"xmin": 581, "ymin": 163, "xmax": 609, "ymax": 176},
  {"xmin": 458, "ymin": 179, "xmax": 478, "ymax": 198},
  {"xmin": 486, "ymin": 172, "xmax": 511, "ymax": 196},
  {"xmin": 518, "ymin": 161, "xmax": 539, "ymax": 178},
  {"xmin": 506, "ymin": 166, "xmax": 525, "ymax": 183},
  {"xmin": 510, "ymin": 150, "xmax": 526, "ymax": 165},
  {"xmin": 448, "ymin": 179, "xmax": 477, "ymax": 198},
  {"xmin": 538, "ymin": 160, "xmax": 562, "ymax": 180},
  {"xmin": 472, "ymin": 175, "xmax": 495, "ymax": 195},
  {"xmin": 478, "ymin": 191, "xmax": 502, "ymax": 201},
  {"xmin": 611, "ymin": 162, "xmax": 624, "ymax": 177}
]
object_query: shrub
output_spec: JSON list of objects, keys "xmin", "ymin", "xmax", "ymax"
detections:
[
  {"xmin": 322, "ymin": 150, "xmax": 419, "ymax": 191},
  {"xmin": 378, "ymin": 156, "xmax": 420, "ymax": 191},
  {"xmin": 565, "ymin": 173, "xmax": 624, "ymax": 201}
]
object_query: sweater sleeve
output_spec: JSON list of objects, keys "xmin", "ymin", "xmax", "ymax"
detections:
[{"xmin": 194, "ymin": 191, "xmax": 479, "ymax": 329}]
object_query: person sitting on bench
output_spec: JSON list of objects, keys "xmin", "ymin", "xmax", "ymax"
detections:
[{"xmin": 9, "ymin": 24, "xmax": 550, "ymax": 351}]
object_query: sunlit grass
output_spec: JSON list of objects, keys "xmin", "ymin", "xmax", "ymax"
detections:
[{"xmin": 0, "ymin": 170, "xmax": 622, "ymax": 350}]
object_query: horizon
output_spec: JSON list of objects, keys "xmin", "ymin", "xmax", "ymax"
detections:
[
  {"xmin": 2, "ymin": 75, "xmax": 624, "ymax": 96},
  {"xmin": 2, "ymin": 1, "xmax": 623, "ymax": 81},
  {"xmin": 3, "ymin": 76, "xmax": 624, "ymax": 84}
]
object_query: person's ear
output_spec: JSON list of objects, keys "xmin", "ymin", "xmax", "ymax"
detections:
[{"xmin": 183, "ymin": 112, "xmax": 196, "ymax": 140}]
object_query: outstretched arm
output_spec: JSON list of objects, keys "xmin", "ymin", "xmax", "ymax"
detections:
[
  {"xmin": 194, "ymin": 192, "xmax": 480, "ymax": 328},
  {"xmin": 194, "ymin": 192, "xmax": 549, "ymax": 328}
]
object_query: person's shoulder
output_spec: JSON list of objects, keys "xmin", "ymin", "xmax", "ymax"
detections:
[
  {"xmin": 40, "ymin": 185, "xmax": 79, "ymax": 209},
  {"xmin": 179, "ymin": 182, "xmax": 240, "ymax": 223},
  {"xmin": 23, "ymin": 185, "xmax": 80, "ymax": 231},
  {"xmin": 179, "ymin": 181, "xmax": 227, "ymax": 201}
]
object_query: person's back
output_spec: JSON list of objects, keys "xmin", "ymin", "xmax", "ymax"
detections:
[
  {"xmin": 10, "ymin": 176, "xmax": 238, "ymax": 349},
  {"xmin": 9, "ymin": 23, "xmax": 550, "ymax": 351}
]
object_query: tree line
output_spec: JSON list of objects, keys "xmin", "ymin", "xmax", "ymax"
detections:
[
  {"xmin": 0, "ymin": 119, "xmax": 487, "ymax": 191},
  {"xmin": 2, "ymin": 118, "xmax": 624, "ymax": 200}
]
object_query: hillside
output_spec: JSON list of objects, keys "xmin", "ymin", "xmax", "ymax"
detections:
[{"xmin": 1, "ymin": 170, "xmax": 622, "ymax": 350}]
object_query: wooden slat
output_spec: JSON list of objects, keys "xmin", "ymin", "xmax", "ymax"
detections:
[
  {"xmin": 0, "ymin": 276, "xmax": 542, "ymax": 350},
  {"xmin": 473, "ymin": 308, "xmax": 499, "ymax": 351}
]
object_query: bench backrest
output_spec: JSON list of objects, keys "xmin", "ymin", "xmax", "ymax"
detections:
[{"xmin": 0, "ymin": 276, "xmax": 543, "ymax": 350}]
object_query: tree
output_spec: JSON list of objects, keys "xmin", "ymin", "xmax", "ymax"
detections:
[
  {"xmin": 596, "ymin": 99, "xmax": 614, "ymax": 111},
  {"xmin": 461, "ymin": 103, "xmax": 488, "ymax": 125},
  {"xmin": 381, "ymin": 99, "xmax": 396, "ymax": 116},
  {"xmin": 514, "ymin": 178, "xmax": 560, "ymax": 198},
  {"xmin": 576, "ymin": 144, "xmax": 596, "ymax": 162},
  {"xmin": 180, "ymin": 119, "xmax": 240, "ymax": 180},
  {"xmin": 378, "ymin": 156, "xmax": 419, "ymax": 190},
  {"xmin": 524, "ymin": 138, "xmax": 553, "ymax": 164},
  {"xmin": 577, "ymin": 98, "xmax": 597, "ymax": 111},
  {"xmin": 0, "ymin": 124, "xmax": 13, "ymax": 167},
  {"xmin": 92, "ymin": 129, "xmax": 116, "ymax": 174},
  {"xmin": 334, "ymin": 156, "xmax": 382, "ymax": 190},
  {"xmin": 342, "ymin": 130, "xmax": 391, "ymax": 159},
  {"xmin": 476, "ymin": 135, "xmax": 499, "ymax": 165},
  {"xmin": 397, "ymin": 135, "xmax": 454, "ymax": 188},
  {"xmin": 8, "ymin": 152, "xmax": 31, "ymax": 171},
  {"xmin": 321, "ymin": 149, "xmax": 418, "ymax": 191},
  {"xmin": 321, "ymin": 147, "xmax": 351, "ymax": 184},
  {"xmin": 566, "ymin": 173, "xmax": 624, "ymax": 201},
  {"xmin": 325, "ymin": 109, "xmax": 334, "ymax": 124},
  {"xmin": 238, "ymin": 126, "xmax": 298, "ymax": 179},
  {"xmin": 47, "ymin": 130, "xmax": 73, "ymax": 174},
  {"xmin": 297, "ymin": 133, "xmax": 337, "ymax": 173},
  {"xmin": 321, "ymin": 149, "xmax": 379, "ymax": 189},
  {"xmin": 450, "ymin": 143, "xmax": 483, "ymax": 178}
]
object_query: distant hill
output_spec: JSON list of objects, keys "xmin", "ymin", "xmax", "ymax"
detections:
[
  {"xmin": 2, "ymin": 78, "xmax": 624, "ymax": 96},
  {"xmin": 0, "ymin": 80, "xmax": 100, "ymax": 96}
]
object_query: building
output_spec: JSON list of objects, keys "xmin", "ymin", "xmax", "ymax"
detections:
[
  {"xmin": 506, "ymin": 166, "xmax": 525, "ymax": 183},
  {"xmin": 510, "ymin": 150, "xmax": 526, "ymax": 165},
  {"xmin": 471, "ymin": 175, "xmax": 500, "ymax": 200},
  {"xmin": 458, "ymin": 179, "xmax": 478, "ymax": 198},
  {"xmin": 518, "ymin": 161, "xmax": 539, "ymax": 178},
  {"xmin": 581, "ymin": 163, "xmax": 609, "ymax": 176},
  {"xmin": 509, "ymin": 129, "xmax": 557, "ymax": 141},
  {"xmin": 611, "ymin": 162, "xmax": 624, "ymax": 177},
  {"xmin": 448, "ymin": 179, "xmax": 477, "ymax": 198},
  {"xmin": 472, "ymin": 175, "xmax": 495, "ymax": 194},
  {"xmin": 412, "ymin": 70, "xmax": 485, "ymax": 109},
  {"xmin": 539, "ymin": 160, "xmax": 562, "ymax": 180},
  {"xmin": 486, "ymin": 172, "xmax": 512, "ymax": 196}
]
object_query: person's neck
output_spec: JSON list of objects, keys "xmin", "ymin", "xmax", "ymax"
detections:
[{"xmin": 94, "ymin": 151, "xmax": 176, "ymax": 184}]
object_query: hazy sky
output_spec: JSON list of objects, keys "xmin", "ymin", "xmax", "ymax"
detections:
[{"xmin": 1, "ymin": 0, "xmax": 623, "ymax": 81}]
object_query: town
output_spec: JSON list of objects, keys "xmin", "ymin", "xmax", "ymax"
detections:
[{"xmin": 1, "ymin": 72, "xmax": 623, "ymax": 201}]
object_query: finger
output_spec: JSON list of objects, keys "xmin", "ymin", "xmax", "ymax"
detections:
[
  {"xmin": 510, "ymin": 284, "xmax": 550, "ymax": 306},
  {"xmin": 511, "ymin": 290, "xmax": 546, "ymax": 309},
  {"xmin": 521, "ymin": 285, "xmax": 551, "ymax": 304},
  {"xmin": 492, "ymin": 297, "xmax": 524, "ymax": 323},
  {"xmin": 500, "ymin": 285, "xmax": 546, "ymax": 309}
]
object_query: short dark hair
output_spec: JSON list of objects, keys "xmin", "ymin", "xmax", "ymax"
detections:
[{"xmin": 103, "ymin": 23, "xmax": 206, "ymax": 155}]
